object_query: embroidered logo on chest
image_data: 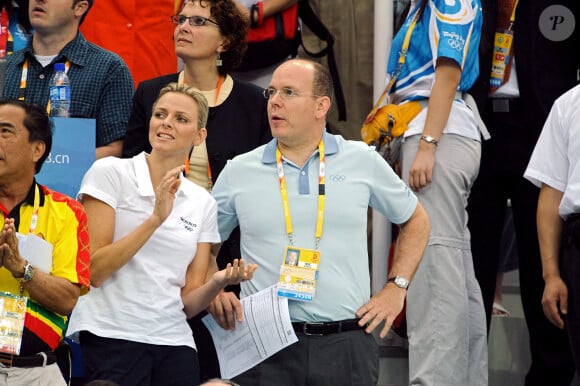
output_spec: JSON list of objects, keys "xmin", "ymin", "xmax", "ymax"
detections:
[{"xmin": 180, "ymin": 217, "xmax": 198, "ymax": 232}]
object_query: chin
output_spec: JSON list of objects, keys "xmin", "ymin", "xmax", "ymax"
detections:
[
  {"xmin": 271, "ymin": 127, "xmax": 287, "ymax": 139},
  {"xmin": 174, "ymin": 49, "xmax": 191, "ymax": 60}
]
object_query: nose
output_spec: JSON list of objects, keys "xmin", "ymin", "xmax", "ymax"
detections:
[
  {"xmin": 176, "ymin": 24, "xmax": 187, "ymax": 34},
  {"xmin": 162, "ymin": 115, "xmax": 173, "ymax": 128}
]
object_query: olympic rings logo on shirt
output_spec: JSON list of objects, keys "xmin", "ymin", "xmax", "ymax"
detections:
[
  {"xmin": 329, "ymin": 175, "xmax": 346, "ymax": 182},
  {"xmin": 442, "ymin": 31, "xmax": 465, "ymax": 51}
]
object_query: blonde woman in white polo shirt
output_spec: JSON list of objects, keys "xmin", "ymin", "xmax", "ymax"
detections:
[{"xmin": 68, "ymin": 83, "xmax": 257, "ymax": 386}]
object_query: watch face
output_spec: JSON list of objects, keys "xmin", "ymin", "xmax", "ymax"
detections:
[
  {"xmin": 395, "ymin": 276, "xmax": 409, "ymax": 288},
  {"xmin": 19, "ymin": 263, "xmax": 35, "ymax": 283},
  {"xmin": 24, "ymin": 265, "xmax": 34, "ymax": 280}
]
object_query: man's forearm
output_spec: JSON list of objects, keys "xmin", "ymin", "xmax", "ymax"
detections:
[
  {"xmin": 21, "ymin": 269, "xmax": 81, "ymax": 316},
  {"xmin": 390, "ymin": 202, "xmax": 430, "ymax": 281},
  {"xmin": 537, "ymin": 184, "xmax": 565, "ymax": 279},
  {"xmin": 96, "ymin": 139, "xmax": 123, "ymax": 159}
]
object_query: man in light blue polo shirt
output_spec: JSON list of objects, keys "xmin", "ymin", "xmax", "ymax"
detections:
[{"xmin": 210, "ymin": 59, "xmax": 429, "ymax": 386}]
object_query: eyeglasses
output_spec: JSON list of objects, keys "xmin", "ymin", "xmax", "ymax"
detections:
[
  {"xmin": 171, "ymin": 14, "xmax": 219, "ymax": 27},
  {"xmin": 262, "ymin": 87, "xmax": 321, "ymax": 101}
]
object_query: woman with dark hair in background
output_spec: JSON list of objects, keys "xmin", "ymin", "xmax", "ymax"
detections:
[{"xmin": 122, "ymin": 0, "xmax": 270, "ymax": 174}]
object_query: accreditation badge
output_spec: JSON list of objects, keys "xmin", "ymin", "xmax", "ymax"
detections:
[
  {"xmin": 489, "ymin": 29, "xmax": 514, "ymax": 90},
  {"xmin": 0, "ymin": 292, "xmax": 28, "ymax": 355},
  {"xmin": 277, "ymin": 247, "xmax": 321, "ymax": 301}
]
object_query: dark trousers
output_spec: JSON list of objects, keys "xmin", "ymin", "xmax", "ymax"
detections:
[
  {"xmin": 561, "ymin": 214, "xmax": 580, "ymax": 373},
  {"xmin": 189, "ymin": 313, "xmax": 220, "ymax": 382},
  {"xmin": 467, "ymin": 99, "xmax": 575, "ymax": 386},
  {"xmin": 79, "ymin": 331, "xmax": 199, "ymax": 386},
  {"xmin": 233, "ymin": 329, "xmax": 378, "ymax": 386}
]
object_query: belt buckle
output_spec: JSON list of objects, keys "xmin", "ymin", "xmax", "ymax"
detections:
[
  {"xmin": 0, "ymin": 353, "xmax": 14, "ymax": 368},
  {"xmin": 303, "ymin": 322, "xmax": 325, "ymax": 336}
]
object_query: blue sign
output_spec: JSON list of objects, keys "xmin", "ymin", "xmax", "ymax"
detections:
[{"xmin": 36, "ymin": 117, "xmax": 96, "ymax": 199}]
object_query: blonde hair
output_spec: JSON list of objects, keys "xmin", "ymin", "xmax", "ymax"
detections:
[{"xmin": 153, "ymin": 82, "xmax": 209, "ymax": 130}]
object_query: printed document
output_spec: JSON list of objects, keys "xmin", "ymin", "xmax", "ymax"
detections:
[{"xmin": 202, "ymin": 284, "xmax": 298, "ymax": 379}]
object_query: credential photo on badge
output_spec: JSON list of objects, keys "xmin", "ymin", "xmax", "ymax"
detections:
[{"xmin": 285, "ymin": 248, "xmax": 300, "ymax": 266}]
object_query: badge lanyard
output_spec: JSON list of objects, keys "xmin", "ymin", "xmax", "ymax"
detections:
[
  {"xmin": 18, "ymin": 58, "xmax": 71, "ymax": 115},
  {"xmin": 507, "ymin": 0, "xmax": 519, "ymax": 30},
  {"xmin": 29, "ymin": 184, "xmax": 40, "ymax": 234},
  {"xmin": 179, "ymin": 73, "xmax": 223, "ymax": 191},
  {"xmin": 276, "ymin": 140, "xmax": 325, "ymax": 249}
]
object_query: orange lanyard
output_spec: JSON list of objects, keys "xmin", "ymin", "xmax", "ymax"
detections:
[
  {"xmin": 276, "ymin": 140, "xmax": 326, "ymax": 248},
  {"xmin": 180, "ymin": 74, "xmax": 223, "ymax": 191},
  {"xmin": 19, "ymin": 58, "xmax": 71, "ymax": 115}
]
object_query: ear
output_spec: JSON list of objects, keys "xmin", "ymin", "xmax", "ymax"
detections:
[
  {"xmin": 31, "ymin": 140, "xmax": 46, "ymax": 164},
  {"xmin": 74, "ymin": 0, "xmax": 90, "ymax": 19},
  {"xmin": 193, "ymin": 127, "xmax": 208, "ymax": 147},
  {"xmin": 314, "ymin": 96, "xmax": 332, "ymax": 120},
  {"xmin": 217, "ymin": 36, "xmax": 230, "ymax": 53}
]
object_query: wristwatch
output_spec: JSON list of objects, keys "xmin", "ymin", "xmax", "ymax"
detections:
[
  {"xmin": 13, "ymin": 261, "xmax": 36, "ymax": 284},
  {"xmin": 387, "ymin": 276, "xmax": 409, "ymax": 290},
  {"xmin": 420, "ymin": 135, "xmax": 439, "ymax": 146}
]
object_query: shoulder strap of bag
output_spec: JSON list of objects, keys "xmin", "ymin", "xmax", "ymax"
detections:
[
  {"xmin": 364, "ymin": 11, "xmax": 418, "ymax": 124},
  {"xmin": 298, "ymin": 1, "xmax": 347, "ymax": 121}
]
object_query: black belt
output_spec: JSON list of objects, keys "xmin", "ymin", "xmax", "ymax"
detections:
[
  {"xmin": 489, "ymin": 97, "xmax": 522, "ymax": 113},
  {"xmin": 292, "ymin": 318, "xmax": 363, "ymax": 336},
  {"xmin": 0, "ymin": 351, "xmax": 57, "ymax": 368}
]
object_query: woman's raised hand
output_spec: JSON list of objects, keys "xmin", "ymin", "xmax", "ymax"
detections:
[{"xmin": 152, "ymin": 165, "xmax": 185, "ymax": 225}]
